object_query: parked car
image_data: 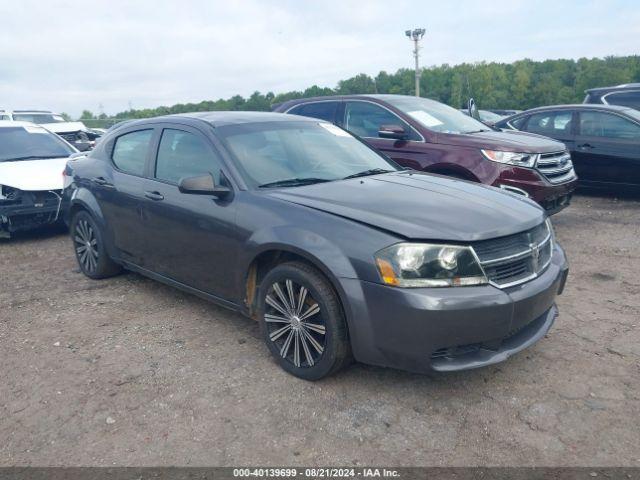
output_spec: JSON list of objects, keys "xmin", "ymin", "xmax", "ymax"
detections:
[
  {"xmin": 0, "ymin": 121, "xmax": 77, "ymax": 237},
  {"xmin": 494, "ymin": 104, "xmax": 640, "ymax": 191},
  {"xmin": 274, "ymin": 95, "xmax": 577, "ymax": 214},
  {"xmin": 0, "ymin": 110, "xmax": 101, "ymax": 151},
  {"xmin": 63, "ymin": 112, "xmax": 568, "ymax": 379},
  {"xmin": 584, "ymin": 83, "xmax": 640, "ymax": 110},
  {"xmin": 459, "ymin": 108, "xmax": 506, "ymax": 126}
]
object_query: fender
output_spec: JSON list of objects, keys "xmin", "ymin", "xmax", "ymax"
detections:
[
  {"xmin": 69, "ymin": 186, "xmax": 118, "ymax": 258},
  {"xmin": 237, "ymin": 225, "xmax": 361, "ymax": 334},
  {"xmin": 241, "ymin": 225, "xmax": 359, "ymax": 280}
]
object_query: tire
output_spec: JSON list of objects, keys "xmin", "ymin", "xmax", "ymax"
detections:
[
  {"xmin": 257, "ymin": 261, "xmax": 351, "ymax": 380},
  {"xmin": 70, "ymin": 210, "xmax": 122, "ymax": 279}
]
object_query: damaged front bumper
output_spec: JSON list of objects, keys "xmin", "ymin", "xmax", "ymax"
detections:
[{"xmin": 0, "ymin": 189, "xmax": 64, "ymax": 237}]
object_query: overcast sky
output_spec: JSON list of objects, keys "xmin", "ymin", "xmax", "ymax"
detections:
[{"xmin": 1, "ymin": 0, "xmax": 638, "ymax": 117}]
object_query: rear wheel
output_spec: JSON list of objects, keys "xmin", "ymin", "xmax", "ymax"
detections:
[
  {"xmin": 258, "ymin": 262, "xmax": 351, "ymax": 380},
  {"xmin": 70, "ymin": 211, "xmax": 121, "ymax": 279}
]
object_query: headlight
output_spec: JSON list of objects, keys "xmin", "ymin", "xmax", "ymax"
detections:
[
  {"xmin": 375, "ymin": 243, "xmax": 488, "ymax": 288},
  {"xmin": 481, "ymin": 149, "xmax": 537, "ymax": 168}
]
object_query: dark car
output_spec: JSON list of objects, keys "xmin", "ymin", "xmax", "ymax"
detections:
[
  {"xmin": 63, "ymin": 112, "xmax": 568, "ymax": 380},
  {"xmin": 584, "ymin": 83, "xmax": 640, "ymax": 110},
  {"xmin": 274, "ymin": 95, "xmax": 577, "ymax": 214},
  {"xmin": 494, "ymin": 104, "xmax": 640, "ymax": 191}
]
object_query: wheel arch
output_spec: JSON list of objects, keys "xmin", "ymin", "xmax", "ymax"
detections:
[
  {"xmin": 242, "ymin": 244, "xmax": 353, "ymax": 330},
  {"xmin": 424, "ymin": 164, "xmax": 479, "ymax": 182}
]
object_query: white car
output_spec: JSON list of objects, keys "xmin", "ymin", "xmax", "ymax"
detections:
[
  {"xmin": 0, "ymin": 121, "xmax": 77, "ymax": 237},
  {"xmin": 0, "ymin": 110, "xmax": 100, "ymax": 151}
]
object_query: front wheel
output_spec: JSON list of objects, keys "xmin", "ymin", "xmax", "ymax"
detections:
[
  {"xmin": 70, "ymin": 210, "xmax": 121, "ymax": 279},
  {"xmin": 257, "ymin": 262, "xmax": 351, "ymax": 380}
]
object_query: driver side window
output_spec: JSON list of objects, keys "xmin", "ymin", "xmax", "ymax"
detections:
[
  {"xmin": 343, "ymin": 102, "xmax": 419, "ymax": 140},
  {"xmin": 155, "ymin": 129, "xmax": 223, "ymax": 184}
]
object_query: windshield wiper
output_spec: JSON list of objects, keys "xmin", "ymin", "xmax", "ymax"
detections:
[
  {"xmin": 343, "ymin": 168, "xmax": 394, "ymax": 180},
  {"xmin": 258, "ymin": 177, "xmax": 332, "ymax": 189},
  {"xmin": 464, "ymin": 129, "xmax": 491, "ymax": 134}
]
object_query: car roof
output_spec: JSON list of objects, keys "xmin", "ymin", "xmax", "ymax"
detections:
[
  {"xmin": 586, "ymin": 83, "xmax": 640, "ymax": 93},
  {"xmin": 515, "ymin": 104, "xmax": 633, "ymax": 114},
  {"xmin": 115, "ymin": 111, "xmax": 319, "ymax": 129}
]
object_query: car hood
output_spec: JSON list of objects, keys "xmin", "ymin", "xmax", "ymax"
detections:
[
  {"xmin": 266, "ymin": 172, "xmax": 545, "ymax": 242},
  {"xmin": 437, "ymin": 129, "xmax": 565, "ymax": 153},
  {"xmin": 42, "ymin": 121, "xmax": 88, "ymax": 134},
  {"xmin": 0, "ymin": 157, "xmax": 68, "ymax": 191}
]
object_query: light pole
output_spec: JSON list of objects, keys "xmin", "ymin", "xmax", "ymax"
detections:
[{"xmin": 405, "ymin": 28, "xmax": 426, "ymax": 97}]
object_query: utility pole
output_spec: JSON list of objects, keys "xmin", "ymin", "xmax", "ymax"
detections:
[{"xmin": 405, "ymin": 28, "xmax": 426, "ymax": 97}]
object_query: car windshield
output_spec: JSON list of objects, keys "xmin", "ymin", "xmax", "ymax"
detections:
[
  {"xmin": 0, "ymin": 126, "xmax": 75, "ymax": 162},
  {"xmin": 383, "ymin": 96, "xmax": 490, "ymax": 134},
  {"xmin": 216, "ymin": 121, "xmax": 399, "ymax": 188},
  {"xmin": 11, "ymin": 113, "xmax": 66, "ymax": 124},
  {"xmin": 480, "ymin": 110, "xmax": 504, "ymax": 122}
]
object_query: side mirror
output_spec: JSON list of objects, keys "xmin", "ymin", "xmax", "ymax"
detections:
[
  {"xmin": 467, "ymin": 98, "xmax": 481, "ymax": 121},
  {"xmin": 378, "ymin": 124, "xmax": 408, "ymax": 140},
  {"xmin": 178, "ymin": 172, "xmax": 231, "ymax": 199}
]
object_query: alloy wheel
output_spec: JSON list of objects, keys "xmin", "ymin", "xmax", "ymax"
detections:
[
  {"xmin": 74, "ymin": 219, "xmax": 99, "ymax": 274},
  {"xmin": 264, "ymin": 279, "xmax": 326, "ymax": 368}
]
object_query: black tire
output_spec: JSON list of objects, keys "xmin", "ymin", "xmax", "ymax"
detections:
[
  {"xmin": 257, "ymin": 261, "xmax": 351, "ymax": 380},
  {"xmin": 70, "ymin": 210, "xmax": 121, "ymax": 279}
]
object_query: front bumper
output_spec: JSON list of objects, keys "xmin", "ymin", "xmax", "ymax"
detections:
[
  {"xmin": 340, "ymin": 243, "xmax": 568, "ymax": 373},
  {"xmin": 491, "ymin": 165, "xmax": 578, "ymax": 215},
  {"xmin": 0, "ymin": 190, "xmax": 63, "ymax": 236}
]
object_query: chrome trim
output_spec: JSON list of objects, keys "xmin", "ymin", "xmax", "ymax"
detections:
[
  {"xmin": 498, "ymin": 184, "xmax": 530, "ymax": 197},
  {"xmin": 479, "ymin": 233, "xmax": 551, "ymax": 267}
]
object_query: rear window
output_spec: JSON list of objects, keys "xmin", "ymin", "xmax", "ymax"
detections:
[
  {"xmin": 578, "ymin": 111, "xmax": 640, "ymax": 140},
  {"xmin": 288, "ymin": 102, "xmax": 339, "ymax": 122},
  {"xmin": 112, "ymin": 129, "xmax": 153, "ymax": 176},
  {"xmin": 604, "ymin": 91, "xmax": 640, "ymax": 110}
]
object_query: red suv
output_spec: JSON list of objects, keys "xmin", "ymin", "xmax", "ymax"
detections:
[{"xmin": 274, "ymin": 94, "xmax": 577, "ymax": 214}]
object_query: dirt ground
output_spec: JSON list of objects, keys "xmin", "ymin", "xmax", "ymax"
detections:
[{"xmin": 1, "ymin": 192, "xmax": 639, "ymax": 467}]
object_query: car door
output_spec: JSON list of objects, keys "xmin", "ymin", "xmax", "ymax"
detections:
[
  {"xmin": 141, "ymin": 124, "xmax": 239, "ymax": 301},
  {"xmin": 97, "ymin": 127, "xmax": 157, "ymax": 265},
  {"xmin": 573, "ymin": 110, "xmax": 640, "ymax": 186},
  {"xmin": 339, "ymin": 100, "xmax": 426, "ymax": 170}
]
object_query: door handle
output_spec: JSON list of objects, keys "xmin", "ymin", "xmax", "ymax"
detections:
[
  {"xmin": 92, "ymin": 176, "xmax": 114, "ymax": 188},
  {"xmin": 144, "ymin": 191, "xmax": 164, "ymax": 201},
  {"xmin": 578, "ymin": 143, "xmax": 594, "ymax": 149}
]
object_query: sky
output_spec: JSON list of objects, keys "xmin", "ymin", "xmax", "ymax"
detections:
[{"xmin": 1, "ymin": 0, "xmax": 638, "ymax": 118}]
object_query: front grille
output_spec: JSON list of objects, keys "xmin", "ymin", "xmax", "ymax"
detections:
[
  {"xmin": 536, "ymin": 151, "xmax": 576, "ymax": 184},
  {"xmin": 58, "ymin": 132, "xmax": 78, "ymax": 143},
  {"xmin": 472, "ymin": 222, "xmax": 552, "ymax": 288}
]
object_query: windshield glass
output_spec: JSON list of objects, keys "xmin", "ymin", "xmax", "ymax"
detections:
[
  {"xmin": 383, "ymin": 96, "xmax": 490, "ymax": 134},
  {"xmin": 0, "ymin": 126, "xmax": 75, "ymax": 162},
  {"xmin": 480, "ymin": 110, "xmax": 503, "ymax": 122},
  {"xmin": 216, "ymin": 121, "xmax": 399, "ymax": 188},
  {"xmin": 12, "ymin": 113, "xmax": 66, "ymax": 124}
]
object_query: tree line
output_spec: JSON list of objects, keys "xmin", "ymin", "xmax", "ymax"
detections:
[{"xmin": 75, "ymin": 55, "xmax": 640, "ymax": 122}]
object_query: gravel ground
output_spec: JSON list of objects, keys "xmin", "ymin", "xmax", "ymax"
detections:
[{"xmin": 1, "ymin": 193, "xmax": 639, "ymax": 467}]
